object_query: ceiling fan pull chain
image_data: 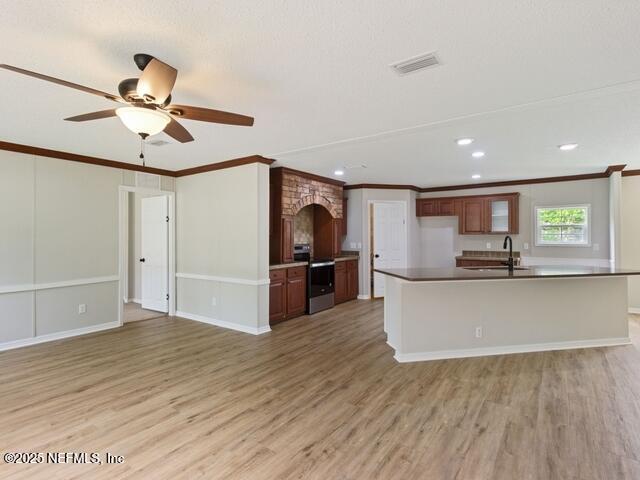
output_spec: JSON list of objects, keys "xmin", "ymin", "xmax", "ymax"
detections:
[{"xmin": 139, "ymin": 133, "xmax": 148, "ymax": 167}]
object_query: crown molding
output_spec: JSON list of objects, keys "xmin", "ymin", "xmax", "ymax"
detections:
[
  {"xmin": 174, "ymin": 155, "xmax": 274, "ymax": 177},
  {"xmin": 0, "ymin": 140, "xmax": 175, "ymax": 176},
  {"xmin": 344, "ymin": 183, "xmax": 420, "ymax": 192},
  {"xmin": 0, "ymin": 140, "xmax": 274, "ymax": 177},
  {"xmin": 344, "ymin": 165, "xmax": 628, "ymax": 193}
]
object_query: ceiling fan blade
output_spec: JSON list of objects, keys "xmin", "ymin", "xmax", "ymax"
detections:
[
  {"xmin": 163, "ymin": 118, "xmax": 194, "ymax": 143},
  {"xmin": 0, "ymin": 64, "xmax": 122, "ymax": 102},
  {"xmin": 165, "ymin": 104, "xmax": 254, "ymax": 126},
  {"xmin": 136, "ymin": 58, "xmax": 177, "ymax": 105},
  {"xmin": 64, "ymin": 109, "xmax": 118, "ymax": 122}
]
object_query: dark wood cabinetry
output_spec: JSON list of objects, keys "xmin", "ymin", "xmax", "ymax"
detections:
[
  {"xmin": 455, "ymin": 259, "xmax": 505, "ymax": 267},
  {"xmin": 342, "ymin": 197, "xmax": 348, "ymax": 236},
  {"xmin": 461, "ymin": 198, "xmax": 485, "ymax": 234},
  {"xmin": 269, "ymin": 265, "xmax": 307, "ymax": 325},
  {"xmin": 418, "ymin": 198, "xmax": 456, "ymax": 217},
  {"xmin": 286, "ymin": 267, "xmax": 307, "ymax": 317},
  {"xmin": 335, "ymin": 259, "xmax": 359, "ymax": 304},
  {"xmin": 417, "ymin": 192, "xmax": 519, "ymax": 235},
  {"xmin": 268, "ymin": 269, "xmax": 287, "ymax": 324},
  {"xmin": 281, "ymin": 217, "xmax": 294, "ymax": 263}
]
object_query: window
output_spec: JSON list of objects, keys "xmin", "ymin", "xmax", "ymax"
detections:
[{"xmin": 535, "ymin": 205, "xmax": 590, "ymax": 246}]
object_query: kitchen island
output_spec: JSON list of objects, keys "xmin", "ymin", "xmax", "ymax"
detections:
[{"xmin": 376, "ymin": 265, "xmax": 640, "ymax": 362}]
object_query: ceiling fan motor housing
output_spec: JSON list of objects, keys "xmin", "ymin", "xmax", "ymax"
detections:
[{"xmin": 118, "ymin": 78, "xmax": 171, "ymax": 106}]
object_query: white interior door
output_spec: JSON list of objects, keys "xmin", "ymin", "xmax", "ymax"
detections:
[
  {"xmin": 141, "ymin": 196, "xmax": 169, "ymax": 312},
  {"xmin": 372, "ymin": 202, "xmax": 407, "ymax": 298}
]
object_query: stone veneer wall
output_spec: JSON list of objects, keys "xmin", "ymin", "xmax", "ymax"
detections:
[
  {"xmin": 281, "ymin": 171, "xmax": 343, "ymax": 218},
  {"xmin": 294, "ymin": 204, "xmax": 314, "ymax": 250}
]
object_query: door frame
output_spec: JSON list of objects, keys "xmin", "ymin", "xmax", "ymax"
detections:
[
  {"xmin": 118, "ymin": 185, "xmax": 176, "ymax": 325},
  {"xmin": 368, "ymin": 200, "xmax": 408, "ymax": 299}
]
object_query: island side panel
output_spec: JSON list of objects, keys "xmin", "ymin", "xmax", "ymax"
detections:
[
  {"xmin": 394, "ymin": 276, "xmax": 629, "ymax": 362},
  {"xmin": 383, "ymin": 275, "xmax": 403, "ymax": 350}
]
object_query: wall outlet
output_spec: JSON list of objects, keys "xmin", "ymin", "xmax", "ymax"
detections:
[
  {"xmin": 593, "ymin": 243, "xmax": 600, "ymax": 252},
  {"xmin": 211, "ymin": 297, "xmax": 217, "ymax": 307},
  {"xmin": 78, "ymin": 304, "xmax": 86, "ymax": 314},
  {"xmin": 486, "ymin": 242, "xmax": 491, "ymax": 249},
  {"xmin": 524, "ymin": 242, "xmax": 529, "ymax": 250},
  {"xmin": 475, "ymin": 326, "xmax": 483, "ymax": 338}
]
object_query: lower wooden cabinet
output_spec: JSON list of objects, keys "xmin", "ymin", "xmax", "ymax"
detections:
[
  {"xmin": 335, "ymin": 259, "xmax": 359, "ymax": 304},
  {"xmin": 268, "ymin": 269, "xmax": 287, "ymax": 323},
  {"xmin": 286, "ymin": 266, "xmax": 307, "ymax": 317},
  {"xmin": 269, "ymin": 266, "xmax": 307, "ymax": 325},
  {"xmin": 455, "ymin": 259, "xmax": 518, "ymax": 267}
]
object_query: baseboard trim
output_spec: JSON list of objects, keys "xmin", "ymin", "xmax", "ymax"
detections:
[
  {"xmin": 357, "ymin": 294, "xmax": 370, "ymax": 300},
  {"xmin": 0, "ymin": 321, "xmax": 120, "ymax": 352},
  {"xmin": 393, "ymin": 337, "xmax": 632, "ymax": 363},
  {"xmin": 629, "ymin": 308, "xmax": 640, "ymax": 314},
  {"xmin": 175, "ymin": 311, "xmax": 271, "ymax": 335}
]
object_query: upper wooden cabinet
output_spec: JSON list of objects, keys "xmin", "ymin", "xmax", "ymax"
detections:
[
  {"xmin": 461, "ymin": 198, "xmax": 485, "ymax": 234},
  {"xmin": 342, "ymin": 197, "xmax": 348, "ymax": 236},
  {"xmin": 417, "ymin": 192, "xmax": 519, "ymax": 235}
]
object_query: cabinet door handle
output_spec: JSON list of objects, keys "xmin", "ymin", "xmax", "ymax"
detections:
[{"xmin": 139, "ymin": 258, "xmax": 146, "ymax": 263}]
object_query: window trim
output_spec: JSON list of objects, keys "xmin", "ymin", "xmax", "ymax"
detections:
[{"xmin": 534, "ymin": 204, "xmax": 591, "ymax": 247}]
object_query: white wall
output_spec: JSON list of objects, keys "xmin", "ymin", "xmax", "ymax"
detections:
[
  {"xmin": 175, "ymin": 163, "xmax": 270, "ymax": 333},
  {"xmin": 622, "ymin": 175, "xmax": 640, "ymax": 310},
  {"xmin": 0, "ymin": 150, "xmax": 174, "ymax": 349},
  {"xmin": 419, "ymin": 178, "xmax": 611, "ymax": 266}
]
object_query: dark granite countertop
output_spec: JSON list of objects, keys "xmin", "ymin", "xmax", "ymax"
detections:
[
  {"xmin": 269, "ymin": 254, "xmax": 359, "ymax": 270},
  {"xmin": 375, "ymin": 265, "xmax": 640, "ymax": 282}
]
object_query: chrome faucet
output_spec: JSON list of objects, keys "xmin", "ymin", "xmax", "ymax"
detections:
[{"xmin": 502, "ymin": 235, "xmax": 514, "ymax": 272}]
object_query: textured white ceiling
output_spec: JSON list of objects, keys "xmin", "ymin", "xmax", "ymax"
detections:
[{"xmin": 2, "ymin": 1, "xmax": 640, "ymax": 186}]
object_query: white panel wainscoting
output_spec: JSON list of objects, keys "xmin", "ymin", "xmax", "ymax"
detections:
[
  {"xmin": 0, "ymin": 276, "xmax": 120, "ymax": 351},
  {"xmin": 176, "ymin": 275, "xmax": 270, "ymax": 335}
]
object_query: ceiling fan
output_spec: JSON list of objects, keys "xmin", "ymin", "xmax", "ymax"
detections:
[{"xmin": 0, "ymin": 54, "xmax": 254, "ymax": 146}]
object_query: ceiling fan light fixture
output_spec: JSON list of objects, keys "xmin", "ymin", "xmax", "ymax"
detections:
[{"xmin": 116, "ymin": 107, "xmax": 170, "ymax": 136}]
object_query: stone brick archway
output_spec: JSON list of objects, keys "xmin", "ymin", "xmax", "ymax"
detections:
[{"xmin": 292, "ymin": 194, "xmax": 338, "ymax": 218}]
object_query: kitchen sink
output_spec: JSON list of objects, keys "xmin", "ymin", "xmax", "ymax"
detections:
[{"xmin": 463, "ymin": 266, "xmax": 529, "ymax": 272}]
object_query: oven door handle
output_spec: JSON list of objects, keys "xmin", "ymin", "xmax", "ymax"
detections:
[{"xmin": 310, "ymin": 261, "xmax": 335, "ymax": 267}]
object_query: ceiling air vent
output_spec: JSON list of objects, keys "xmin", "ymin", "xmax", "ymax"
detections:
[
  {"xmin": 149, "ymin": 139, "xmax": 170, "ymax": 147},
  {"xmin": 390, "ymin": 52, "xmax": 441, "ymax": 75}
]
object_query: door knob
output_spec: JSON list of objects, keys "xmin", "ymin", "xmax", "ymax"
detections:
[
  {"xmin": 139, "ymin": 258, "xmax": 146, "ymax": 263},
  {"xmin": 374, "ymin": 254, "xmax": 380, "ymax": 258}
]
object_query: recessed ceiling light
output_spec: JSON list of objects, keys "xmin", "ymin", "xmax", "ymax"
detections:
[
  {"xmin": 334, "ymin": 170, "xmax": 344, "ymax": 176},
  {"xmin": 472, "ymin": 151, "xmax": 485, "ymax": 158},
  {"xmin": 472, "ymin": 174, "xmax": 481, "ymax": 180},
  {"xmin": 558, "ymin": 143, "xmax": 578, "ymax": 151},
  {"xmin": 456, "ymin": 138, "xmax": 474, "ymax": 146}
]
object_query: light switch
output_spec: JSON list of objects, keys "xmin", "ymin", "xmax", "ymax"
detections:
[
  {"xmin": 593, "ymin": 243, "xmax": 599, "ymax": 252},
  {"xmin": 486, "ymin": 242, "xmax": 491, "ymax": 249},
  {"xmin": 350, "ymin": 242, "xmax": 356, "ymax": 249},
  {"xmin": 211, "ymin": 297, "xmax": 217, "ymax": 306},
  {"xmin": 78, "ymin": 304, "xmax": 86, "ymax": 314},
  {"xmin": 524, "ymin": 242, "xmax": 529, "ymax": 250}
]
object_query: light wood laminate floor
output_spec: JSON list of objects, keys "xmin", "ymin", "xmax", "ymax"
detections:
[{"xmin": 2, "ymin": 300, "xmax": 640, "ymax": 479}]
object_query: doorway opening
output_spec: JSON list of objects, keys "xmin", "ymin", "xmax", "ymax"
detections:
[
  {"xmin": 118, "ymin": 185, "xmax": 175, "ymax": 324},
  {"xmin": 369, "ymin": 201, "xmax": 408, "ymax": 298}
]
